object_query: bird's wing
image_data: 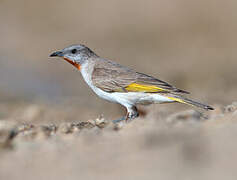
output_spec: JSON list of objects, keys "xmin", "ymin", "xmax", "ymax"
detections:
[
  {"xmin": 91, "ymin": 59, "xmax": 189, "ymax": 94},
  {"xmin": 91, "ymin": 59, "xmax": 137, "ymax": 92},
  {"xmin": 130, "ymin": 72, "xmax": 190, "ymax": 94}
]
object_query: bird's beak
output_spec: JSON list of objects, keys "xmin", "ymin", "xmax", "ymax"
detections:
[{"xmin": 49, "ymin": 51, "xmax": 63, "ymax": 57}]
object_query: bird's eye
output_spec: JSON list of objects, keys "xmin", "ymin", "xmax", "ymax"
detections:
[{"xmin": 71, "ymin": 49, "xmax": 77, "ymax": 54}]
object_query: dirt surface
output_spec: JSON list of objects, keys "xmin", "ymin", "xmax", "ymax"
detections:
[{"xmin": 0, "ymin": 102, "xmax": 237, "ymax": 180}]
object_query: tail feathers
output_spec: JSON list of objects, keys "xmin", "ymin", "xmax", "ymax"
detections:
[
  {"xmin": 167, "ymin": 96, "xmax": 214, "ymax": 111},
  {"xmin": 174, "ymin": 89, "xmax": 190, "ymax": 94}
]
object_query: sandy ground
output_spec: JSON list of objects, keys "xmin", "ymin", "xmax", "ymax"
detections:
[{"xmin": 0, "ymin": 102, "xmax": 237, "ymax": 180}]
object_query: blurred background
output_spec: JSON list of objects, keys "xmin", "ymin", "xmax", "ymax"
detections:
[
  {"xmin": 1, "ymin": 0, "xmax": 237, "ymax": 180},
  {"xmin": 0, "ymin": 0, "xmax": 236, "ymax": 122}
]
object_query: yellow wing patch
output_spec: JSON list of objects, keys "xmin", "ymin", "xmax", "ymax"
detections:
[
  {"xmin": 166, "ymin": 97, "xmax": 186, "ymax": 104},
  {"xmin": 125, "ymin": 83, "xmax": 166, "ymax": 92}
]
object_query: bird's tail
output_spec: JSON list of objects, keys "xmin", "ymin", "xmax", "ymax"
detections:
[{"xmin": 167, "ymin": 96, "xmax": 214, "ymax": 110}]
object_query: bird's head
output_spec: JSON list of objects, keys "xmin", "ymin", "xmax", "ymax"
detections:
[{"xmin": 50, "ymin": 44, "xmax": 97, "ymax": 70}]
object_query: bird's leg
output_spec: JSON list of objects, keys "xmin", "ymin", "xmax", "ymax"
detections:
[
  {"xmin": 112, "ymin": 106, "xmax": 139, "ymax": 124},
  {"xmin": 125, "ymin": 106, "xmax": 139, "ymax": 123}
]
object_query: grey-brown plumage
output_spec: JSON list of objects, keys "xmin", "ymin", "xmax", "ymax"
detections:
[{"xmin": 92, "ymin": 59, "xmax": 189, "ymax": 94}]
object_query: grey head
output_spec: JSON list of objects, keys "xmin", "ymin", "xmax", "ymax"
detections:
[{"xmin": 50, "ymin": 44, "xmax": 97, "ymax": 65}]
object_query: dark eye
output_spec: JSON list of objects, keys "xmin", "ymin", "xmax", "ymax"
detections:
[{"xmin": 71, "ymin": 49, "xmax": 77, "ymax": 54}]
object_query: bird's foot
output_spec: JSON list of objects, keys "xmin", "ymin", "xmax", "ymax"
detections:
[
  {"xmin": 112, "ymin": 116, "xmax": 126, "ymax": 124},
  {"xmin": 126, "ymin": 106, "xmax": 139, "ymax": 123},
  {"xmin": 126, "ymin": 111, "xmax": 139, "ymax": 122},
  {"xmin": 112, "ymin": 111, "xmax": 139, "ymax": 124}
]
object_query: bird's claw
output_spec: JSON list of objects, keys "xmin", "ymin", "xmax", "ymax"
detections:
[
  {"xmin": 112, "ymin": 116, "xmax": 126, "ymax": 124},
  {"xmin": 112, "ymin": 110, "xmax": 139, "ymax": 124}
]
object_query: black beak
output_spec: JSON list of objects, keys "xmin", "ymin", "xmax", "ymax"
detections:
[{"xmin": 49, "ymin": 51, "xmax": 63, "ymax": 57}]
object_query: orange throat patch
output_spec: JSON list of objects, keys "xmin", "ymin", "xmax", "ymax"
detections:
[{"xmin": 64, "ymin": 57, "xmax": 81, "ymax": 70}]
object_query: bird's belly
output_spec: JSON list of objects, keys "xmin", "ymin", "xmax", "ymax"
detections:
[
  {"xmin": 92, "ymin": 87, "xmax": 118, "ymax": 103},
  {"xmin": 88, "ymin": 90, "xmax": 175, "ymax": 106},
  {"xmin": 111, "ymin": 92, "xmax": 174, "ymax": 105}
]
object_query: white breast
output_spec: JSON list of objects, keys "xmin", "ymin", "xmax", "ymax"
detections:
[{"xmin": 80, "ymin": 62, "xmax": 119, "ymax": 103}]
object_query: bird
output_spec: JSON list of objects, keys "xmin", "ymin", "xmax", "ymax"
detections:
[{"xmin": 50, "ymin": 44, "xmax": 214, "ymax": 123}]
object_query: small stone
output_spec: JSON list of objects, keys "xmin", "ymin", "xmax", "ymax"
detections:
[
  {"xmin": 95, "ymin": 117, "xmax": 107, "ymax": 128},
  {"xmin": 40, "ymin": 124, "xmax": 57, "ymax": 137},
  {"xmin": 58, "ymin": 123, "xmax": 73, "ymax": 134},
  {"xmin": 224, "ymin": 102, "xmax": 237, "ymax": 113},
  {"xmin": 87, "ymin": 119, "xmax": 96, "ymax": 126}
]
